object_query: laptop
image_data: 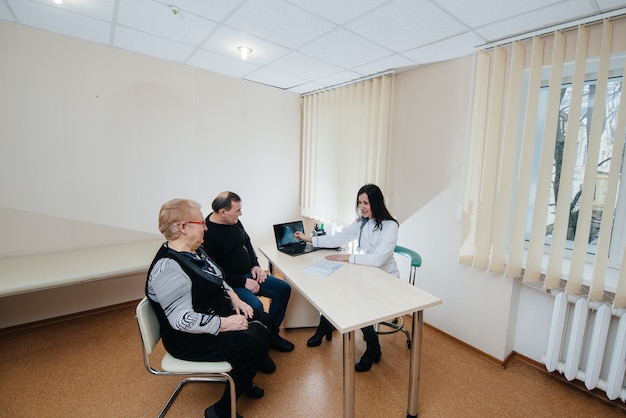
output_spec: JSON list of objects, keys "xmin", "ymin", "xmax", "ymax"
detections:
[{"xmin": 273, "ymin": 220, "xmax": 319, "ymax": 256}]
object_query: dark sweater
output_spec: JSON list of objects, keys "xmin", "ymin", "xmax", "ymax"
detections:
[{"xmin": 203, "ymin": 215, "xmax": 259, "ymax": 288}]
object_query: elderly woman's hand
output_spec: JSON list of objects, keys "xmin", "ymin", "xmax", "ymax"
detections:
[
  {"xmin": 220, "ymin": 314, "xmax": 249, "ymax": 332},
  {"xmin": 229, "ymin": 291, "xmax": 254, "ymax": 318}
]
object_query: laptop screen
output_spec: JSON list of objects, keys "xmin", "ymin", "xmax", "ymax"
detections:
[{"xmin": 273, "ymin": 221, "xmax": 305, "ymax": 249}]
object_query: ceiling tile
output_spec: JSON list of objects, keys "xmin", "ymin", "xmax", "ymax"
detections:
[
  {"xmin": 26, "ymin": 0, "xmax": 115, "ymax": 21},
  {"xmin": 434, "ymin": 0, "xmax": 564, "ymax": 27},
  {"xmin": 314, "ymin": 70, "xmax": 365, "ymax": 88},
  {"xmin": 267, "ymin": 51, "xmax": 343, "ymax": 81},
  {"xmin": 0, "ymin": 2, "xmax": 15, "ymax": 21},
  {"xmin": 402, "ymin": 31, "xmax": 486, "ymax": 64},
  {"xmin": 596, "ymin": 0, "xmax": 626, "ymax": 10},
  {"xmin": 287, "ymin": 81, "xmax": 326, "ymax": 94},
  {"xmin": 347, "ymin": 0, "xmax": 467, "ymax": 52},
  {"xmin": 187, "ymin": 49, "xmax": 258, "ymax": 78},
  {"xmin": 116, "ymin": 0, "xmax": 216, "ymax": 46},
  {"xmin": 289, "ymin": 0, "xmax": 389, "ymax": 25},
  {"xmin": 352, "ymin": 54, "xmax": 417, "ymax": 76},
  {"xmin": 223, "ymin": 0, "xmax": 335, "ymax": 48},
  {"xmin": 201, "ymin": 26, "xmax": 290, "ymax": 66},
  {"xmin": 153, "ymin": 0, "xmax": 240, "ymax": 22},
  {"xmin": 244, "ymin": 67, "xmax": 309, "ymax": 89},
  {"xmin": 299, "ymin": 28, "xmax": 393, "ymax": 69},
  {"xmin": 113, "ymin": 25, "xmax": 196, "ymax": 63},
  {"xmin": 476, "ymin": 0, "xmax": 596, "ymax": 42},
  {"xmin": 8, "ymin": 0, "xmax": 111, "ymax": 44}
]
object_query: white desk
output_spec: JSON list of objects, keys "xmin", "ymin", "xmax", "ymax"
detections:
[{"xmin": 260, "ymin": 245, "xmax": 441, "ymax": 418}]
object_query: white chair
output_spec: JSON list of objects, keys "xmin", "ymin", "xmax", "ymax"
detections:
[
  {"xmin": 135, "ymin": 297, "xmax": 236, "ymax": 418},
  {"xmin": 375, "ymin": 246, "xmax": 422, "ymax": 348}
]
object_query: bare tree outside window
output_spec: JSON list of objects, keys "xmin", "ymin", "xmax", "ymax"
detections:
[{"xmin": 544, "ymin": 78, "xmax": 623, "ymax": 255}]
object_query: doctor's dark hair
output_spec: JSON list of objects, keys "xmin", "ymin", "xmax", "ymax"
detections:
[
  {"xmin": 355, "ymin": 184, "xmax": 398, "ymax": 230},
  {"xmin": 211, "ymin": 191, "xmax": 241, "ymax": 213}
]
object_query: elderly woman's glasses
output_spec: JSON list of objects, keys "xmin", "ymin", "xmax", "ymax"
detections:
[{"xmin": 186, "ymin": 221, "xmax": 206, "ymax": 226}]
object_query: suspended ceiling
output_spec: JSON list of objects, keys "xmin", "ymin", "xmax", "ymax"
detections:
[{"xmin": 1, "ymin": 0, "xmax": 626, "ymax": 94}]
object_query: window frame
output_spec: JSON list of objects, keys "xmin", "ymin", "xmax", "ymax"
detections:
[{"xmin": 523, "ymin": 54, "xmax": 626, "ymax": 289}]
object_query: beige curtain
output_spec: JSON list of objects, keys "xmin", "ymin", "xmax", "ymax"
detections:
[
  {"xmin": 460, "ymin": 18, "xmax": 626, "ymax": 309},
  {"xmin": 300, "ymin": 74, "xmax": 393, "ymax": 226}
]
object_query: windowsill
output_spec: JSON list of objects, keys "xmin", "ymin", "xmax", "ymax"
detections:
[{"xmin": 530, "ymin": 250, "xmax": 619, "ymax": 295}]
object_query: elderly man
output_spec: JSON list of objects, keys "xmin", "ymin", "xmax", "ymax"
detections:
[{"xmin": 203, "ymin": 191, "xmax": 294, "ymax": 353}]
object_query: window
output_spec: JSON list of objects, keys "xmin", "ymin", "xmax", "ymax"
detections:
[
  {"xmin": 300, "ymin": 74, "xmax": 393, "ymax": 226},
  {"xmin": 460, "ymin": 19, "xmax": 626, "ymax": 306},
  {"xmin": 532, "ymin": 74, "xmax": 624, "ymax": 268}
]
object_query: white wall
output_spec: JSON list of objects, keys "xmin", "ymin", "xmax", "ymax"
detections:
[
  {"xmin": 388, "ymin": 57, "xmax": 553, "ymax": 363},
  {"xmin": 0, "ymin": 21, "xmax": 301, "ymax": 256},
  {"xmin": 0, "ymin": 22, "xmax": 301, "ymax": 326}
]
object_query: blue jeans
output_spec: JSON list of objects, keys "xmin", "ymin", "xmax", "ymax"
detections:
[{"xmin": 234, "ymin": 274, "xmax": 291, "ymax": 331}]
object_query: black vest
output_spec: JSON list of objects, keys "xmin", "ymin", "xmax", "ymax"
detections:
[{"xmin": 145, "ymin": 244, "xmax": 235, "ymax": 356}]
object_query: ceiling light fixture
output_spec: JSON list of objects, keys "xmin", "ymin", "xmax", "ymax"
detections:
[
  {"xmin": 237, "ymin": 46, "xmax": 252, "ymax": 60},
  {"xmin": 167, "ymin": 4, "xmax": 180, "ymax": 15}
]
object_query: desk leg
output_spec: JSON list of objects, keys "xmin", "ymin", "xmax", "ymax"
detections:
[
  {"xmin": 407, "ymin": 310, "xmax": 423, "ymax": 418},
  {"xmin": 343, "ymin": 331, "xmax": 355, "ymax": 418}
]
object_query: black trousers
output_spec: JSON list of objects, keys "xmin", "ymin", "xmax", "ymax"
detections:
[{"xmin": 167, "ymin": 309, "xmax": 271, "ymax": 416}]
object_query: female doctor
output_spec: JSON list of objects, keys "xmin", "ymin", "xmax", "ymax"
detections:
[{"xmin": 294, "ymin": 183, "xmax": 399, "ymax": 372}]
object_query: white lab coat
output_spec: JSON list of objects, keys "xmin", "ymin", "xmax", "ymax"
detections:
[{"xmin": 312, "ymin": 218, "xmax": 399, "ymax": 277}]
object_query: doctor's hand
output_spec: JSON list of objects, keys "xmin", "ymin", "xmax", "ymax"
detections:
[
  {"xmin": 294, "ymin": 231, "xmax": 311, "ymax": 242},
  {"xmin": 325, "ymin": 253, "xmax": 350, "ymax": 262}
]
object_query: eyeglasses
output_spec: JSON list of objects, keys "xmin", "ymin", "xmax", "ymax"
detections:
[{"xmin": 186, "ymin": 221, "xmax": 206, "ymax": 226}]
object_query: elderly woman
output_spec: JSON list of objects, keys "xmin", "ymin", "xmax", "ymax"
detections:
[{"xmin": 146, "ymin": 198, "xmax": 272, "ymax": 418}]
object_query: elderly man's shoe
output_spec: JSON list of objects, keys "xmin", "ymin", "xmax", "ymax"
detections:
[
  {"xmin": 204, "ymin": 404, "xmax": 243, "ymax": 418},
  {"xmin": 258, "ymin": 354, "xmax": 276, "ymax": 374},
  {"xmin": 271, "ymin": 335, "xmax": 295, "ymax": 352},
  {"xmin": 245, "ymin": 383, "xmax": 265, "ymax": 399}
]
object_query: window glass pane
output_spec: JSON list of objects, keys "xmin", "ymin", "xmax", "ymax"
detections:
[{"xmin": 536, "ymin": 77, "xmax": 623, "ymax": 258}]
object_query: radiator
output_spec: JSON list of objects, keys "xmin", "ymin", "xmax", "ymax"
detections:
[{"xmin": 544, "ymin": 292, "xmax": 626, "ymax": 401}]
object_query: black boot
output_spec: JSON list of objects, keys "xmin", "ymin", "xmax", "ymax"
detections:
[
  {"xmin": 271, "ymin": 333, "xmax": 295, "ymax": 352},
  {"xmin": 307, "ymin": 315, "xmax": 334, "ymax": 347},
  {"xmin": 355, "ymin": 330, "xmax": 381, "ymax": 372}
]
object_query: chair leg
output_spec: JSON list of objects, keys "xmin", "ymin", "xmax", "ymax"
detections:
[
  {"xmin": 376, "ymin": 316, "xmax": 412, "ymax": 349},
  {"xmin": 158, "ymin": 378, "xmax": 189, "ymax": 418},
  {"xmin": 227, "ymin": 375, "xmax": 236, "ymax": 418},
  {"xmin": 157, "ymin": 376, "xmax": 235, "ymax": 418}
]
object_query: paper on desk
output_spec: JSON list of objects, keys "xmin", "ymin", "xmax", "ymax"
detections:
[{"xmin": 301, "ymin": 259, "xmax": 343, "ymax": 277}]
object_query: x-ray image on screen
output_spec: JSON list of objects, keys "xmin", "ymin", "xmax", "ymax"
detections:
[{"xmin": 273, "ymin": 221, "xmax": 305, "ymax": 248}]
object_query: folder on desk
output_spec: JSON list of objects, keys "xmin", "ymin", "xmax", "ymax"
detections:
[{"xmin": 301, "ymin": 259, "xmax": 343, "ymax": 277}]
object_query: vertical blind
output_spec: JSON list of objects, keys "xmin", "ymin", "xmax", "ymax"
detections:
[
  {"xmin": 460, "ymin": 18, "xmax": 626, "ymax": 309},
  {"xmin": 300, "ymin": 75, "xmax": 392, "ymax": 226}
]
